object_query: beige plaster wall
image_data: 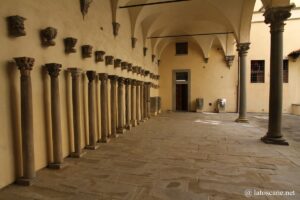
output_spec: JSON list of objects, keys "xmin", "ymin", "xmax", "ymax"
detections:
[
  {"xmin": 0, "ymin": 0, "xmax": 158, "ymax": 188},
  {"xmin": 159, "ymin": 42, "xmax": 239, "ymax": 112}
]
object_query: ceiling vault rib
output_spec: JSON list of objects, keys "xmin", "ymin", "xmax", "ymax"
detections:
[
  {"xmin": 119, "ymin": 0, "xmax": 190, "ymax": 9},
  {"xmin": 147, "ymin": 32, "xmax": 234, "ymax": 39}
]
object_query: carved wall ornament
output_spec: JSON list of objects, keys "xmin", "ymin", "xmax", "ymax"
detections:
[
  {"xmin": 143, "ymin": 47, "xmax": 148, "ymax": 56},
  {"xmin": 152, "ymin": 55, "xmax": 156, "ymax": 62},
  {"xmin": 137, "ymin": 66, "xmax": 142, "ymax": 74},
  {"xmin": 112, "ymin": 22, "xmax": 120, "ymax": 37},
  {"xmin": 105, "ymin": 55, "xmax": 114, "ymax": 66},
  {"xmin": 95, "ymin": 51, "xmax": 105, "ymax": 62},
  {"xmin": 64, "ymin": 37, "xmax": 77, "ymax": 53},
  {"xmin": 114, "ymin": 59, "xmax": 122, "ymax": 68},
  {"xmin": 145, "ymin": 70, "xmax": 150, "ymax": 76},
  {"xmin": 7, "ymin": 15, "xmax": 26, "ymax": 37},
  {"xmin": 81, "ymin": 45, "xmax": 93, "ymax": 58},
  {"xmin": 40, "ymin": 27, "xmax": 57, "ymax": 47},
  {"xmin": 158, "ymin": 59, "xmax": 161, "ymax": 66},
  {"xmin": 80, "ymin": 0, "xmax": 93, "ymax": 20},
  {"xmin": 131, "ymin": 37, "xmax": 137, "ymax": 48},
  {"xmin": 127, "ymin": 63, "xmax": 133, "ymax": 72},
  {"xmin": 141, "ymin": 69, "xmax": 145, "ymax": 76},
  {"xmin": 150, "ymin": 73, "xmax": 154, "ymax": 79},
  {"xmin": 132, "ymin": 66, "xmax": 138, "ymax": 73},
  {"xmin": 204, "ymin": 58, "xmax": 209, "ymax": 63},
  {"xmin": 288, "ymin": 49, "xmax": 300, "ymax": 62},
  {"xmin": 224, "ymin": 55, "xmax": 235, "ymax": 67},
  {"xmin": 121, "ymin": 62, "xmax": 128, "ymax": 70}
]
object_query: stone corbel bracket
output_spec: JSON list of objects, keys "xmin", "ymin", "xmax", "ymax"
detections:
[
  {"xmin": 152, "ymin": 55, "xmax": 156, "ymax": 62},
  {"xmin": 132, "ymin": 66, "xmax": 138, "ymax": 74},
  {"xmin": 80, "ymin": 0, "xmax": 93, "ymax": 20},
  {"xmin": 121, "ymin": 61, "xmax": 128, "ymax": 70},
  {"xmin": 81, "ymin": 45, "xmax": 93, "ymax": 59},
  {"xmin": 143, "ymin": 47, "xmax": 148, "ymax": 56},
  {"xmin": 127, "ymin": 63, "xmax": 133, "ymax": 72},
  {"xmin": 224, "ymin": 55, "xmax": 235, "ymax": 67},
  {"xmin": 131, "ymin": 37, "xmax": 137, "ymax": 48},
  {"xmin": 137, "ymin": 66, "xmax": 142, "ymax": 75},
  {"xmin": 157, "ymin": 59, "xmax": 161, "ymax": 66},
  {"xmin": 288, "ymin": 50, "xmax": 300, "ymax": 62},
  {"xmin": 40, "ymin": 27, "xmax": 57, "ymax": 47},
  {"xmin": 95, "ymin": 51, "xmax": 105, "ymax": 63},
  {"xmin": 204, "ymin": 57, "xmax": 209, "ymax": 63},
  {"xmin": 105, "ymin": 55, "xmax": 114, "ymax": 66},
  {"xmin": 112, "ymin": 22, "xmax": 120, "ymax": 37},
  {"xmin": 7, "ymin": 15, "xmax": 26, "ymax": 37},
  {"xmin": 145, "ymin": 70, "xmax": 150, "ymax": 77},
  {"xmin": 64, "ymin": 37, "xmax": 77, "ymax": 54},
  {"xmin": 114, "ymin": 58, "xmax": 122, "ymax": 68}
]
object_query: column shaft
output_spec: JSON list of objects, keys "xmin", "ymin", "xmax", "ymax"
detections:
[
  {"xmin": 131, "ymin": 80, "xmax": 137, "ymax": 126},
  {"xmin": 108, "ymin": 75, "xmax": 118, "ymax": 138},
  {"xmin": 136, "ymin": 82, "xmax": 140, "ymax": 124},
  {"xmin": 125, "ymin": 79, "xmax": 131, "ymax": 129},
  {"xmin": 140, "ymin": 82, "xmax": 144, "ymax": 122},
  {"xmin": 99, "ymin": 73, "xmax": 109, "ymax": 143},
  {"xmin": 117, "ymin": 77, "xmax": 125, "ymax": 133}
]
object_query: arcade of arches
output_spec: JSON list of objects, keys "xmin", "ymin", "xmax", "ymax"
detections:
[{"xmin": 0, "ymin": 0, "xmax": 300, "ymax": 199}]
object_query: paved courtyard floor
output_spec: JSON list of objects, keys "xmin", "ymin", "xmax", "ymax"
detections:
[{"xmin": 0, "ymin": 112, "xmax": 300, "ymax": 200}]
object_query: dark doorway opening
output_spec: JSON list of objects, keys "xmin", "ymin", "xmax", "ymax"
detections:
[{"xmin": 176, "ymin": 84, "xmax": 188, "ymax": 111}]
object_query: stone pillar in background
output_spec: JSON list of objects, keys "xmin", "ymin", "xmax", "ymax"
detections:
[
  {"xmin": 15, "ymin": 57, "xmax": 36, "ymax": 186},
  {"xmin": 235, "ymin": 43, "xmax": 250, "ymax": 123},
  {"xmin": 46, "ymin": 63, "xmax": 64, "ymax": 169},
  {"xmin": 136, "ymin": 81, "xmax": 141, "ymax": 124},
  {"xmin": 68, "ymin": 68, "xmax": 85, "ymax": 158},
  {"xmin": 146, "ymin": 82, "xmax": 151, "ymax": 119},
  {"xmin": 140, "ymin": 81, "xmax": 145, "ymax": 122},
  {"xmin": 86, "ymin": 71, "xmax": 99, "ymax": 149},
  {"xmin": 125, "ymin": 78, "xmax": 131, "ymax": 130},
  {"xmin": 131, "ymin": 80, "xmax": 137, "ymax": 127},
  {"xmin": 108, "ymin": 75, "xmax": 119, "ymax": 138},
  {"xmin": 117, "ymin": 77, "xmax": 126, "ymax": 133},
  {"xmin": 261, "ymin": 5, "xmax": 294, "ymax": 145},
  {"xmin": 99, "ymin": 73, "xmax": 110, "ymax": 143}
]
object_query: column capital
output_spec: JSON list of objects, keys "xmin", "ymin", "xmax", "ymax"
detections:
[
  {"xmin": 237, "ymin": 43, "xmax": 250, "ymax": 56},
  {"xmin": 264, "ymin": 4, "xmax": 294, "ymax": 32},
  {"xmin": 86, "ymin": 71, "xmax": 97, "ymax": 82},
  {"xmin": 14, "ymin": 57, "xmax": 35, "ymax": 72},
  {"xmin": 108, "ymin": 75, "xmax": 119, "ymax": 83},
  {"xmin": 131, "ymin": 79, "xmax": 137, "ymax": 85},
  {"xmin": 125, "ymin": 78, "xmax": 132, "ymax": 85},
  {"xmin": 118, "ymin": 77, "xmax": 125, "ymax": 85},
  {"xmin": 98, "ymin": 73, "xmax": 108, "ymax": 81},
  {"xmin": 45, "ymin": 63, "xmax": 62, "ymax": 77},
  {"xmin": 68, "ymin": 68, "xmax": 82, "ymax": 78}
]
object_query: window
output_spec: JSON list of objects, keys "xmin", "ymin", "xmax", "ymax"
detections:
[
  {"xmin": 251, "ymin": 60, "xmax": 265, "ymax": 83},
  {"xmin": 176, "ymin": 72, "xmax": 188, "ymax": 82},
  {"xmin": 283, "ymin": 59, "xmax": 289, "ymax": 83},
  {"xmin": 176, "ymin": 42, "xmax": 188, "ymax": 55}
]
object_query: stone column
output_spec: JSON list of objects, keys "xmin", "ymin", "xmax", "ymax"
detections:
[
  {"xmin": 68, "ymin": 68, "xmax": 85, "ymax": 158},
  {"xmin": 46, "ymin": 63, "xmax": 64, "ymax": 169},
  {"xmin": 99, "ymin": 73, "xmax": 110, "ymax": 143},
  {"xmin": 125, "ymin": 78, "xmax": 132, "ymax": 130},
  {"xmin": 86, "ymin": 71, "xmax": 99, "ymax": 149},
  {"xmin": 117, "ymin": 77, "xmax": 126, "ymax": 133},
  {"xmin": 261, "ymin": 5, "xmax": 294, "ymax": 145},
  {"xmin": 14, "ymin": 57, "xmax": 35, "ymax": 186},
  {"xmin": 146, "ymin": 82, "xmax": 151, "ymax": 119},
  {"xmin": 108, "ymin": 75, "xmax": 119, "ymax": 138},
  {"xmin": 140, "ymin": 81, "xmax": 145, "ymax": 122},
  {"xmin": 136, "ymin": 81, "xmax": 141, "ymax": 124},
  {"xmin": 131, "ymin": 80, "xmax": 137, "ymax": 127},
  {"xmin": 235, "ymin": 43, "xmax": 250, "ymax": 123}
]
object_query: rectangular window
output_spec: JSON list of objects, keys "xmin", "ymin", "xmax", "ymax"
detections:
[
  {"xmin": 251, "ymin": 60, "xmax": 265, "ymax": 83},
  {"xmin": 176, "ymin": 42, "xmax": 188, "ymax": 55},
  {"xmin": 176, "ymin": 72, "xmax": 188, "ymax": 82},
  {"xmin": 283, "ymin": 59, "xmax": 289, "ymax": 83}
]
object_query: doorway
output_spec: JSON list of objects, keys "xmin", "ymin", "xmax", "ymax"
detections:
[{"xmin": 172, "ymin": 70, "xmax": 190, "ymax": 112}]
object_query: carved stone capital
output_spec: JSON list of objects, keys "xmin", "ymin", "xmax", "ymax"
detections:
[
  {"xmin": 125, "ymin": 78, "xmax": 132, "ymax": 85},
  {"xmin": 98, "ymin": 73, "xmax": 108, "ymax": 81},
  {"xmin": 14, "ymin": 57, "xmax": 35, "ymax": 72},
  {"xmin": 264, "ymin": 4, "xmax": 295, "ymax": 32},
  {"xmin": 127, "ymin": 63, "xmax": 133, "ymax": 72},
  {"xmin": 108, "ymin": 75, "xmax": 119, "ymax": 83},
  {"xmin": 86, "ymin": 71, "xmax": 97, "ymax": 82},
  {"xmin": 64, "ymin": 37, "xmax": 77, "ymax": 54},
  {"xmin": 237, "ymin": 43, "xmax": 250, "ymax": 56},
  {"xmin": 40, "ymin": 27, "xmax": 57, "ymax": 47},
  {"xmin": 105, "ymin": 56, "xmax": 114, "ymax": 66},
  {"xmin": 225, "ymin": 55, "xmax": 235, "ymax": 67},
  {"xmin": 68, "ymin": 68, "xmax": 82, "ymax": 78},
  {"xmin": 145, "ymin": 70, "xmax": 150, "ymax": 76},
  {"xmin": 114, "ymin": 59, "xmax": 122, "ymax": 68},
  {"xmin": 45, "ymin": 63, "xmax": 62, "ymax": 77},
  {"xmin": 132, "ymin": 66, "xmax": 138, "ymax": 73},
  {"xmin": 131, "ymin": 37, "xmax": 137, "ymax": 48},
  {"xmin": 112, "ymin": 22, "xmax": 120, "ymax": 37},
  {"xmin": 95, "ymin": 51, "xmax": 105, "ymax": 62},
  {"xmin": 137, "ymin": 66, "xmax": 142, "ymax": 74},
  {"xmin": 118, "ymin": 77, "xmax": 125, "ymax": 85},
  {"xmin": 131, "ymin": 79, "xmax": 137, "ymax": 85},
  {"xmin": 82, "ymin": 45, "xmax": 93, "ymax": 58}
]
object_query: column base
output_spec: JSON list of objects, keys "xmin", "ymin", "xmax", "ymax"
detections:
[
  {"xmin": 235, "ymin": 118, "xmax": 248, "ymax": 123},
  {"xmin": 125, "ymin": 124, "xmax": 132, "ymax": 130},
  {"xmin": 85, "ymin": 144, "xmax": 100, "ymax": 150},
  {"xmin": 117, "ymin": 128, "xmax": 126, "ymax": 134},
  {"xmin": 15, "ymin": 177, "xmax": 35, "ymax": 186},
  {"xmin": 100, "ymin": 138, "xmax": 110, "ymax": 143},
  {"xmin": 70, "ymin": 151, "xmax": 86, "ymax": 158},
  {"xmin": 131, "ymin": 120, "xmax": 137, "ymax": 127},
  {"xmin": 110, "ymin": 134, "xmax": 119, "ymax": 138},
  {"xmin": 47, "ymin": 163, "xmax": 66, "ymax": 170},
  {"xmin": 261, "ymin": 135, "xmax": 289, "ymax": 146}
]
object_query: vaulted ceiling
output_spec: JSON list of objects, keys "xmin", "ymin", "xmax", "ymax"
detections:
[{"xmin": 111, "ymin": 0, "xmax": 292, "ymax": 58}]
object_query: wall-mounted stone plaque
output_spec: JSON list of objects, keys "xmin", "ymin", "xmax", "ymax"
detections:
[
  {"xmin": 121, "ymin": 62, "xmax": 128, "ymax": 70},
  {"xmin": 95, "ymin": 51, "xmax": 105, "ymax": 62},
  {"xmin": 7, "ymin": 15, "xmax": 26, "ymax": 37},
  {"xmin": 40, "ymin": 27, "xmax": 57, "ymax": 47},
  {"xmin": 81, "ymin": 45, "xmax": 93, "ymax": 58},
  {"xmin": 114, "ymin": 59, "xmax": 122, "ymax": 68},
  {"xmin": 105, "ymin": 55, "xmax": 114, "ymax": 66},
  {"xmin": 64, "ymin": 37, "xmax": 77, "ymax": 53}
]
